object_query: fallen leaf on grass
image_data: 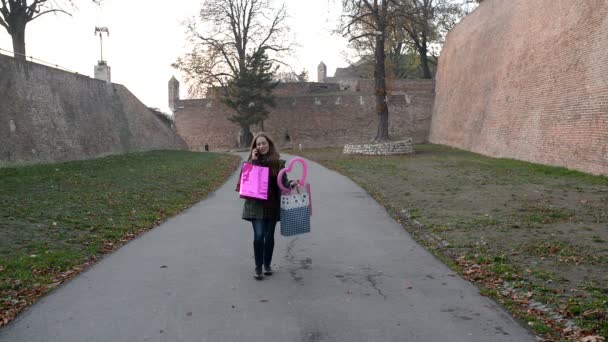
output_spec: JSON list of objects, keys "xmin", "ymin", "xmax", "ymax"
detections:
[
  {"xmin": 581, "ymin": 309, "xmax": 604, "ymax": 319},
  {"xmin": 449, "ymin": 255, "xmax": 606, "ymax": 342}
]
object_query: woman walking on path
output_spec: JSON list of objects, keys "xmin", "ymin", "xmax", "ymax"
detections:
[{"xmin": 240, "ymin": 133, "xmax": 297, "ymax": 280}]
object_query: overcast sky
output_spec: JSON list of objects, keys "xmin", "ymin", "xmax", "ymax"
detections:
[{"xmin": 0, "ymin": 0, "xmax": 350, "ymax": 113}]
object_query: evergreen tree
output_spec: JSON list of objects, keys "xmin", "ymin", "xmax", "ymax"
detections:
[{"xmin": 222, "ymin": 48, "xmax": 279, "ymax": 146}]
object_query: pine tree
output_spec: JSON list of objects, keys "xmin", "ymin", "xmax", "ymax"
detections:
[{"xmin": 222, "ymin": 48, "xmax": 279, "ymax": 147}]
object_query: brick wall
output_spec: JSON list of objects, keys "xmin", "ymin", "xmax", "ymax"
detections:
[
  {"xmin": 206, "ymin": 82, "xmax": 341, "ymax": 98},
  {"xmin": 359, "ymin": 79, "xmax": 436, "ymax": 94},
  {"xmin": 174, "ymin": 91, "xmax": 434, "ymax": 151},
  {"xmin": 272, "ymin": 82, "xmax": 341, "ymax": 96},
  {"xmin": 0, "ymin": 54, "xmax": 187, "ymax": 167},
  {"xmin": 430, "ymin": 0, "xmax": 608, "ymax": 175}
]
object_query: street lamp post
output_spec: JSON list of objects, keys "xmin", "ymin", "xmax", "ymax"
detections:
[{"xmin": 94, "ymin": 26, "xmax": 110, "ymax": 64}]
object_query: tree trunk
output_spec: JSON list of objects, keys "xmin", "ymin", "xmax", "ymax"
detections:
[
  {"xmin": 390, "ymin": 41, "xmax": 404, "ymax": 78},
  {"xmin": 418, "ymin": 12, "xmax": 432, "ymax": 79},
  {"xmin": 239, "ymin": 125, "xmax": 253, "ymax": 148},
  {"xmin": 9, "ymin": 19, "xmax": 27, "ymax": 60},
  {"xmin": 419, "ymin": 47, "xmax": 432, "ymax": 79},
  {"xmin": 373, "ymin": 24, "xmax": 390, "ymax": 143}
]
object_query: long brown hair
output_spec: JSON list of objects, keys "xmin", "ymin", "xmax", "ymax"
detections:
[{"xmin": 247, "ymin": 132, "xmax": 281, "ymax": 175}]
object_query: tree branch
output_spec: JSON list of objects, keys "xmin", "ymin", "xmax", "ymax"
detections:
[
  {"xmin": 361, "ymin": 0, "xmax": 374, "ymax": 13},
  {"xmin": 0, "ymin": 16, "xmax": 8, "ymax": 31},
  {"xmin": 347, "ymin": 32, "xmax": 377, "ymax": 42},
  {"xmin": 342, "ymin": 12, "xmax": 376, "ymax": 32},
  {"xmin": 0, "ymin": 0, "xmax": 9, "ymax": 18},
  {"xmin": 258, "ymin": 3, "xmax": 285, "ymax": 50},
  {"xmin": 30, "ymin": 8, "xmax": 70, "ymax": 21},
  {"xmin": 25, "ymin": 0, "xmax": 45, "ymax": 19},
  {"xmin": 191, "ymin": 29, "xmax": 239, "ymax": 75}
]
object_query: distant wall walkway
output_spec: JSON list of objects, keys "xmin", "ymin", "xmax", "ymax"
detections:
[
  {"xmin": 430, "ymin": 0, "xmax": 608, "ymax": 175},
  {"xmin": 0, "ymin": 54, "xmax": 187, "ymax": 167}
]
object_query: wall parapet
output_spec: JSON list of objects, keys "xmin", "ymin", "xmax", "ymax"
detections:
[{"xmin": 177, "ymin": 92, "xmax": 432, "ymax": 109}]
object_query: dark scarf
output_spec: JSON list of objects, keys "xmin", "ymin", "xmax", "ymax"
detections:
[{"xmin": 254, "ymin": 154, "xmax": 280, "ymax": 177}]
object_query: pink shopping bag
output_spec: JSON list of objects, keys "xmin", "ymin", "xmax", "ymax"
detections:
[{"xmin": 239, "ymin": 162, "xmax": 269, "ymax": 200}]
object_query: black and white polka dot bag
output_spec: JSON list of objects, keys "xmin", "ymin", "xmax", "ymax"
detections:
[{"xmin": 280, "ymin": 186, "xmax": 311, "ymax": 236}]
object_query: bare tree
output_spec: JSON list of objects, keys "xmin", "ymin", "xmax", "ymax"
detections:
[
  {"xmin": 0, "ymin": 0, "xmax": 101, "ymax": 59},
  {"xmin": 339, "ymin": 0, "xmax": 394, "ymax": 142},
  {"xmin": 174, "ymin": 0, "xmax": 290, "ymax": 95},
  {"xmin": 173, "ymin": 0, "xmax": 290, "ymax": 146},
  {"xmin": 394, "ymin": 0, "xmax": 467, "ymax": 79},
  {"xmin": 343, "ymin": 11, "xmax": 418, "ymax": 80},
  {"xmin": 340, "ymin": 0, "xmax": 476, "ymax": 81},
  {"xmin": 275, "ymin": 68, "xmax": 309, "ymax": 83}
]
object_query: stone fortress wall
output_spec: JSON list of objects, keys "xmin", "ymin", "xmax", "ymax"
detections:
[
  {"xmin": 430, "ymin": 0, "xmax": 608, "ymax": 175},
  {"xmin": 172, "ymin": 79, "xmax": 436, "ymax": 151},
  {"xmin": 0, "ymin": 54, "xmax": 187, "ymax": 167},
  {"xmin": 7, "ymin": 0, "xmax": 604, "ymax": 175}
]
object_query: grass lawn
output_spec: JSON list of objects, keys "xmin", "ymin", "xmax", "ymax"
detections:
[
  {"xmin": 296, "ymin": 144, "xmax": 608, "ymax": 341},
  {"xmin": 0, "ymin": 150, "xmax": 240, "ymax": 326}
]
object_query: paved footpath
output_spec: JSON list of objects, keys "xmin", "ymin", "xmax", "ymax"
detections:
[{"xmin": 0, "ymin": 155, "xmax": 534, "ymax": 342}]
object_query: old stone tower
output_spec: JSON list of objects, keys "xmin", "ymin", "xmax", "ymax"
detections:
[
  {"xmin": 168, "ymin": 76, "xmax": 179, "ymax": 112},
  {"xmin": 317, "ymin": 61, "xmax": 327, "ymax": 83}
]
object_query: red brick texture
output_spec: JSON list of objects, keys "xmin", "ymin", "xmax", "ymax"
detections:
[
  {"xmin": 174, "ymin": 90, "xmax": 434, "ymax": 151},
  {"xmin": 430, "ymin": 0, "xmax": 608, "ymax": 175},
  {"xmin": 358, "ymin": 79, "xmax": 436, "ymax": 94},
  {"xmin": 0, "ymin": 55, "xmax": 187, "ymax": 167}
]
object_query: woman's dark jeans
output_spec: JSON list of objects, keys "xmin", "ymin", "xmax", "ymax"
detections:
[{"xmin": 251, "ymin": 219, "xmax": 277, "ymax": 269}]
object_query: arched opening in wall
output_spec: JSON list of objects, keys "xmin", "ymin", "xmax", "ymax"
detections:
[{"xmin": 285, "ymin": 131, "xmax": 291, "ymax": 142}]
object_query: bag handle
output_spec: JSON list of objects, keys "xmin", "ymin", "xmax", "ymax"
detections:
[{"xmin": 277, "ymin": 157, "xmax": 308, "ymax": 193}]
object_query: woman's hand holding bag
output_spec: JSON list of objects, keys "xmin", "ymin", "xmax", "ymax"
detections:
[{"xmin": 277, "ymin": 158, "xmax": 312, "ymax": 236}]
